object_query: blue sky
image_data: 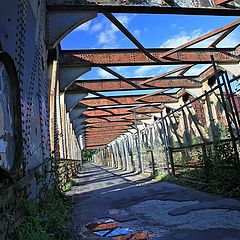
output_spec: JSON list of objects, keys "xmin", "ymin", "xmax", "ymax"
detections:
[{"xmin": 61, "ymin": 14, "xmax": 240, "ymax": 97}]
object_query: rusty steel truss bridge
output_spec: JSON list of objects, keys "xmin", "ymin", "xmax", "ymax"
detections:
[{"xmin": 1, "ymin": 0, "xmax": 240, "ymax": 237}]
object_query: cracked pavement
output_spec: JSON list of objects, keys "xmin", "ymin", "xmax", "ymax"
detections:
[{"xmin": 66, "ymin": 163, "xmax": 240, "ymax": 240}]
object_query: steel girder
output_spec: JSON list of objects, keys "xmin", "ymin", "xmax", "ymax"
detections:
[
  {"xmin": 69, "ymin": 76, "xmax": 201, "ymax": 92},
  {"xmin": 46, "ymin": 10, "xmax": 97, "ymax": 48},
  {"xmin": 60, "ymin": 47, "xmax": 239, "ymax": 67},
  {"xmin": 86, "ymin": 122, "xmax": 134, "ymax": 127},
  {"xmin": 86, "ymin": 133, "xmax": 128, "ymax": 138},
  {"xmin": 69, "ymin": 108, "xmax": 86, "ymax": 122},
  {"xmin": 86, "ymin": 129, "xmax": 127, "ymax": 134},
  {"xmin": 84, "ymin": 114, "xmax": 151, "ymax": 123},
  {"xmin": 86, "ymin": 126, "xmax": 131, "ymax": 131},
  {"xmin": 65, "ymin": 92, "xmax": 88, "ymax": 111},
  {"xmin": 59, "ymin": 66, "xmax": 90, "ymax": 91},
  {"xmin": 46, "ymin": 0, "xmax": 240, "ymax": 16},
  {"xmin": 79, "ymin": 94, "xmax": 178, "ymax": 108},
  {"xmin": 83, "ymin": 106, "xmax": 163, "ymax": 117}
]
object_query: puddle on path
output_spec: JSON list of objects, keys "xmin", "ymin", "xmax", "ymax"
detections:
[{"xmin": 86, "ymin": 217, "xmax": 151, "ymax": 239}]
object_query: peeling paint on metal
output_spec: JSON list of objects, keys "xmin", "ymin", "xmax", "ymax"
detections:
[{"xmin": 0, "ymin": 62, "xmax": 15, "ymax": 171}]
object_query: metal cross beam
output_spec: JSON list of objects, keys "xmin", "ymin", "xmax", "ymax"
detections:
[
  {"xmin": 86, "ymin": 136, "xmax": 125, "ymax": 141},
  {"xmin": 84, "ymin": 113, "xmax": 151, "ymax": 120},
  {"xmin": 79, "ymin": 94, "xmax": 178, "ymax": 107},
  {"xmin": 86, "ymin": 122, "xmax": 135, "ymax": 127},
  {"xmin": 83, "ymin": 106, "xmax": 163, "ymax": 117},
  {"xmin": 69, "ymin": 76, "xmax": 201, "ymax": 92},
  {"xmin": 86, "ymin": 135, "xmax": 122, "ymax": 142},
  {"xmin": 86, "ymin": 125, "xmax": 132, "ymax": 131},
  {"xmin": 86, "ymin": 129, "xmax": 127, "ymax": 134},
  {"xmin": 86, "ymin": 138, "xmax": 120, "ymax": 142},
  {"xmin": 60, "ymin": 47, "xmax": 239, "ymax": 67},
  {"xmin": 47, "ymin": 0, "xmax": 240, "ymax": 16},
  {"xmin": 86, "ymin": 133, "xmax": 126, "ymax": 138},
  {"xmin": 84, "ymin": 114, "xmax": 151, "ymax": 123},
  {"xmin": 215, "ymin": 0, "xmax": 233, "ymax": 6}
]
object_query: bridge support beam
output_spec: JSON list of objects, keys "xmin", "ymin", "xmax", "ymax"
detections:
[
  {"xmin": 59, "ymin": 66, "xmax": 91, "ymax": 91},
  {"xmin": 46, "ymin": 10, "xmax": 97, "ymax": 48},
  {"xmin": 65, "ymin": 93, "xmax": 87, "ymax": 112}
]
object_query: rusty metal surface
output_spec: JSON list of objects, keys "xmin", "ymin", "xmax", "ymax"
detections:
[
  {"xmin": 84, "ymin": 114, "xmax": 151, "ymax": 123},
  {"xmin": 46, "ymin": 0, "xmax": 240, "ymax": 15},
  {"xmin": 87, "ymin": 125, "xmax": 132, "ymax": 131},
  {"xmin": 83, "ymin": 106, "xmax": 163, "ymax": 117},
  {"xmin": 80, "ymin": 94, "xmax": 178, "ymax": 108},
  {"xmin": 87, "ymin": 122, "xmax": 134, "ymax": 127},
  {"xmin": 60, "ymin": 47, "xmax": 239, "ymax": 67},
  {"xmin": 70, "ymin": 76, "xmax": 201, "ymax": 92},
  {"xmin": 86, "ymin": 131, "xmax": 127, "ymax": 136}
]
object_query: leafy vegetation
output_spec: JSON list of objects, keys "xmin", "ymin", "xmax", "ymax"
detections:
[
  {"xmin": 16, "ymin": 189, "xmax": 72, "ymax": 240},
  {"xmin": 154, "ymin": 172, "xmax": 169, "ymax": 181},
  {"xmin": 170, "ymin": 141, "xmax": 240, "ymax": 198},
  {"xmin": 62, "ymin": 181, "xmax": 72, "ymax": 192},
  {"xmin": 81, "ymin": 150, "xmax": 98, "ymax": 163}
]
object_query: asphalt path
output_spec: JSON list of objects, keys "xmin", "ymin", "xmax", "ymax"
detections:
[{"xmin": 66, "ymin": 163, "xmax": 240, "ymax": 240}]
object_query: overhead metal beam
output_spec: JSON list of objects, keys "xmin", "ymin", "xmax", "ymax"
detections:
[
  {"xmin": 83, "ymin": 106, "xmax": 163, "ymax": 117},
  {"xmin": 140, "ymin": 65, "xmax": 195, "ymax": 85},
  {"xmin": 70, "ymin": 108, "xmax": 86, "ymax": 122},
  {"xmin": 86, "ymin": 129, "xmax": 127, "ymax": 134},
  {"xmin": 86, "ymin": 133, "xmax": 126, "ymax": 138},
  {"xmin": 215, "ymin": 0, "xmax": 233, "ymax": 6},
  {"xmin": 86, "ymin": 122, "xmax": 134, "ymax": 128},
  {"xmin": 86, "ymin": 135, "xmax": 121, "ymax": 141},
  {"xmin": 46, "ymin": 10, "xmax": 97, "ymax": 48},
  {"xmin": 69, "ymin": 76, "xmax": 201, "ymax": 92},
  {"xmin": 59, "ymin": 66, "xmax": 90, "ymax": 91},
  {"xmin": 85, "ymin": 119, "xmax": 133, "ymax": 124},
  {"xmin": 100, "ymin": 66, "xmax": 142, "ymax": 89},
  {"xmin": 47, "ymin": 1, "xmax": 240, "ymax": 16},
  {"xmin": 104, "ymin": 13, "xmax": 158, "ymax": 62},
  {"xmin": 65, "ymin": 92, "xmax": 87, "ymax": 111},
  {"xmin": 84, "ymin": 114, "xmax": 151, "ymax": 123},
  {"xmin": 79, "ymin": 94, "xmax": 178, "ymax": 107},
  {"xmin": 84, "ymin": 112, "xmax": 133, "ymax": 118},
  {"xmin": 86, "ymin": 126, "xmax": 131, "ymax": 131},
  {"xmin": 60, "ymin": 47, "xmax": 239, "ymax": 67},
  {"xmin": 86, "ymin": 137, "xmax": 120, "ymax": 142},
  {"xmin": 86, "ymin": 134, "xmax": 127, "ymax": 139},
  {"xmin": 160, "ymin": 19, "xmax": 240, "ymax": 59}
]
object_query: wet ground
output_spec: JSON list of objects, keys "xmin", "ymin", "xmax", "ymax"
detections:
[{"xmin": 66, "ymin": 163, "xmax": 240, "ymax": 240}]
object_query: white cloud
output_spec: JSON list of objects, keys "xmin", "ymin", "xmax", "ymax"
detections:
[
  {"xmin": 96, "ymin": 14, "xmax": 132, "ymax": 48},
  {"xmin": 98, "ymin": 29, "xmax": 118, "ymax": 48},
  {"xmin": 91, "ymin": 22, "xmax": 103, "ymax": 33},
  {"xmin": 160, "ymin": 29, "xmax": 204, "ymax": 48},
  {"xmin": 75, "ymin": 21, "xmax": 91, "ymax": 31},
  {"xmin": 97, "ymin": 69, "xmax": 116, "ymax": 79},
  {"xmin": 134, "ymin": 66, "xmax": 157, "ymax": 77},
  {"xmin": 116, "ymin": 15, "xmax": 131, "ymax": 25},
  {"xmin": 133, "ymin": 27, "xmax": 240, "ymax": 77},
  {"xmin": 160, "ymin": 27, "xmax": 240, "ymax": 49},
  {"xmin": 134, "ymin": 65, "xmax": 175, "ymax": 77},
  {"xmin": 217, "ymin": 30, "xmax": 240, "ymax": 47},
  {"xmin": 133, "ymin": 29, "xmax": 141, "ymax": 38},
  {"xmin": 73, "ymin": 21, "xmax": 103, "ymax": 33},
  {"xmin": 187, "ymin": 64, "xmax": 211, "ymax": 75}
]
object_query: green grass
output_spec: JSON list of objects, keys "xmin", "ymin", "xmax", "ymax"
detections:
[
  {"xmin": 153, "ymin": 172, "xmax": 169, "ymax": 181},
  {"xmin": 170, "ymin": 168, "xmax": 240, "ymax": 199},
  {"xmin": 16, "ymin": 189, "xmax": 72, "ymax": 240},
  {"xmin": 62, "ymin": 181, "xmax": 72, "ymax": 192}
]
